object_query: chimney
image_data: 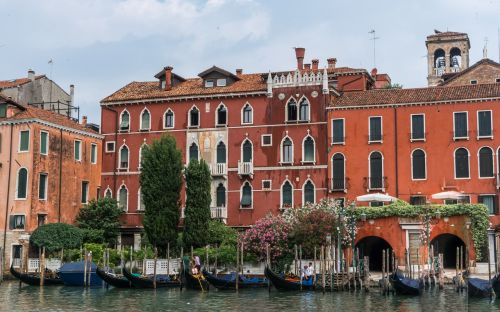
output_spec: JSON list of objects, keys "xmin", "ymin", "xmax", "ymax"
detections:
[
  {"xmin": 304, "ymin": 64, "xmax": 311, "ymax": 70},
  {"xmin": 81, "ymin": 116, "xmax": 87, "ymax": 126},
  {"xmin": 164, "ymin": 66, "xmax": 173, "ymax": 91},
  {"xmin": 327, "ymin": 58, "xmax": 337, "ymax": 69},
  {"xmin": 69, "ymin": 84, "xmax": 75, "ymax": 107},
  {"xmin": 311, "ymin": 59, "xmax": 319, "ymax": 71},
  {"xmin": 236, "ymin": 69, "xmax": 243, "ymax": 76},
  {"xmin": 28, "ymin": 69, "xmax": 35, "ymax": 81},
  {"xmin": 294, "ymin": 47, "xmax": 305, "ymax": 70},
  {"xmin": 371, "ymin": 68, "xmax": 378, "ymax": 77}
]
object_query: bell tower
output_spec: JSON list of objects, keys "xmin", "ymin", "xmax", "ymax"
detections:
[{"xmin": 426, "ymin": 30, "xmax": 470, "ymax": 86}]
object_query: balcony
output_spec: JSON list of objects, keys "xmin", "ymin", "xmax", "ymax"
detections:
[
  {"xmin": 331, "ymin": 177, "xmax": 349, "ymax": 192},
  {"xmin": 211, "ymin": 163, "xmax": 227, "ymax": 176},
  {"xmin": 238, "ymin": 161, "xmax": 253, "ymax": 177},
  {"xmin": 364, "ymin": 176, "xmax": 387, "ymax": 191},
  {"xmin": 211, "ymin": 206, "xmax": 228, "ymax": 223}
]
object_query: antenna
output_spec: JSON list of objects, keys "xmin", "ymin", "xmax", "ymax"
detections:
[
  {"xmin": 483, "ymin": 37, "xmax": 488, "ymax": 59},
  {"xmin": 48, "ymin": 59, "xmax": 54, "ymax": 109},
  {"xmin": 498, "ymin": 27, "xmax": 500, "ymax": 63},
  {"xmin": 369, "ymin": 29, "xmax": 380, "ymax": 68}
]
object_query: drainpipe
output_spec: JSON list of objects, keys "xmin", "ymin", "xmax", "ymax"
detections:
[
  {"xmin": 102, "ymin": 105, "xmax": 118, "ymax": 195},
  {"xmin": 58, "ymin": 128, "xmax": 63, "ymax": 222},
  {"xmin": 393, "ymin": 106, "xmax": 399, "ymax": 198},
  {"xmin": 2, "ymin": 123, "xmax": 14, "ymax": 267}
]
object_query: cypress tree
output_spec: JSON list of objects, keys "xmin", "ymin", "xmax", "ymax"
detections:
[
  {"xmin": 140, "ymin": 135, "xmax": 183, "ymax": 254},
  {"xmin": 183, "ymin": 158, "xmax": 212, "ymax": 248}
]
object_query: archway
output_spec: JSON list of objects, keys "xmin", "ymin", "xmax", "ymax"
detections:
[
  {"xmin": 430, "ymin": 234, "xmax": 466, "ymax": 268},
  {"xmin": 355, "ymin": 236, "xmax": 393, "ymax": 271}
]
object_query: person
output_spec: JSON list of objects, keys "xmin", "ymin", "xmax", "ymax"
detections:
[
  {"xmin": 192, "ymin": 255, "xmax": 201, "ymax": 274},
  {"xmin": 301, "ymin": 265, "xmax": 309, "ymax": 280},
  {"xmin": 306, "ymin": 262, "xmax": 313, "ymax": 279}
]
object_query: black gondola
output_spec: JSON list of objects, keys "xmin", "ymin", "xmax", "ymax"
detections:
[
  {"xmin": 202, "ymin": 269, "xmax": 267, "ymax": 290},
  {"xmin": 10, "ymin": 266, "xmax": 64, "ymax": 286},
  {"xmin": 122, "ymin": 268, "xmax": 181, "ymax": 289},
  {"xmin": 182, "ymin": 269, "xmax": 210, "ymax": 291},
  {"xmin": 96, "ymin": 267, "xmax": 133, "ymax": 288},
  {"xmin": 492, "ymin": 275, "xmax": 500, "ymax": 296},
  {"xmin": 264, "ymin": 266, "xmax": 314, "ymax": 291},
  {"xmin": 389, "ymin": 270, "xmax": 422, "ymax": 295},
  {"xmin": 467, "ymin": 277, "xmax": 492, "ymax": 298}
]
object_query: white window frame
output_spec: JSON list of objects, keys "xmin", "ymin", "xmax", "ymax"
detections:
[
  {"xmin": 240, "ymin": 181, "xmax": 253, "ymax": 209},
  {"xmin": 301, "ymin": 134, "xmax": 316, "ymax": 164},
  {"xmin": 163, "ymin": 109, "xmax": 175, "ymax": 129},
  {"xmin": 15, "ymin": 167, "xmax": 28, "ymax": 200},
  {"xmin": 241, "ymin": 102, "xmax": 253, "ymax": 125},
  {"xmin": 10, "ymin": 215, "xmax": 26, "ymax": 231},
  {"xmin": 138, "ymin": 143, "xmax": 147, "ymax": 169},
  {"xmin": 119, "ymin": 109, "xmax": 130, "ymax": 132},
  {"xmin": 297, "ymin": 96, "xmax": 311, "ymax": 122},
  {"xmin": 453, "ymin": 147, "xmax": 470, "ymax": 179},
  {"xmin": 410, "ymin": 148, "xmax": 427, "ymax": 181},
  {"xmin": 477, "ymin": 146, "xmax": 495, "ymax": 179},
  {"xmin": 261, "ymin": 134, "xmax": 272, "ymax": 147},
  {"xmin": 261, "ymin": 180, "xmax": 272, "ymax": 191},
  {"xmin": 368, "ymin": 116, "xmax": 383, "ymax": 143},
  {"xmin": 118, "ymin": 183, "xmax": 129, "ymax": 212},
  {"xmin": 137, "ymin": 187, "xmax": 145, "ymax": 211},
  {"xmin": 18, "ymin": 130, "xmax": 30, "ymax": 153},
  {"xmin": 280, "ymin": 135, "xmax": 294, "ymax": 164},
  {"xmin": 240, "ymin": 138, "xmax": 253, "ymax": 163},
  {"xmin": 302, "ymin": 179, "xmax": 316, "ymax": 205},
  {"xmin": 477, "ymin": 110, "xmax": 493, "ymax": 139},
  {"xmin": 216, "ymin": 78, "xmax": 227, "ymax": 87},
  {"xmin": 90, "ymin": 143, "xmax": 97, "ymax": 165},
  {"xmin": 285, "ymin": 97, "xmax": 298, "ymax": 123},
  {"xmin": 331, "ymin": 118, "xmax": 345, "ymax": 145},
  {"xmin": 453, "ymin": 111, "xmax": 469, "ymax": 140},
  {"xmin": 187, "ymin": 141, "xmax": 200, "ymax": 165},
  {"xmin": 410, "ymin": 113, "xmax": 426, "ymax": 142},
  {"xmin": 280, "ymin": 179, "xmax": 294, "ymax": 209},
  {"xmin": 104, "ymin": 186, "xmax": 113, "ymax": 198},
  {"xmin": 215, "ymin": 102, "xmax": 228, "ymax": 127},
  {"xmin": 139, "ymin": 107, "xmax": 151, "ymax": 131},
  {"xmin": 40, "ymin": 130, "xmax": 49, "ymax": 155},
  {"xmin": 74, "ymin": 140, "xmax": 82, "ymax": 162},
  {"xmin": 118, "ymin": 143, "xmax": 130, "ymax": 170},
  {"xmin": 105, "ymin": 141, "xmax": 116, "ymax": 153},
  {"xmin": 368, "ymin": 151, "xmax": 384, "ymax": 190},
  {"xmin": 479, "ymin": 194, "xmax": 497, "ymax": 215},
  {"xmin": 38, "ymin": 173, "xmax": 48, "ymax": 201},
  {"xmin": 188, "ymin": 105, "xmax": 200, "ymax": 128},
  {"xmin": 205, "ymin": 80, "xmax": 214, "ymax": 88},
  {"xmin": 331, "ymin": 152, "xmax": 346, "ymax": 192}
]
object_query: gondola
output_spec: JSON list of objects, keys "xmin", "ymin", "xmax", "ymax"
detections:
[
  {"xmin": 202, "ymin": 269, "xmax": 267, "ymax": 290},
  {"xmin": 389, "ymin": 270, "xmax": 422, "ymax": 295},
  {"xmin": 10, "ymin": 266, "xmax": 64, "ymax": 286},
  {"xmin": 122, "ymin": 268, "xmax": 181, "ymax": 289},
  {"xmin": 181, "ymin": 269, "xmax": 210, "ymax": 291},
  {"xmin": 467, "ymin": 278, "xmax": 492, "ymax": 298},
  {"xmin": 264, "ymin": 266, "xmax": 314, "ymax": 291},
  {"xmin": 492, "ymin": 274, "xmax": 500, "ymax": 296},
  {"xmin": 96, "ymin": 267, "xmax": 133, "ymax": 288}
]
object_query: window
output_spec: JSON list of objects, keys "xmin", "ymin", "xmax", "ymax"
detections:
[
  {"xmin": 411, "ymin": 149, "xmax": 426, "ymax": 180},
  {"xmin": 496, "ymin": 78, "xmax": 500, "ymax": 83},
  {"xmin": 164, "ymin": 110, "xmax": 174, "ymax": 128},
  {"xmin": 262, "ymin": 180, "xmax": 272, "ymax": 190},
  {"xmin": 104, "ymin": 188, "xmax": 112, "ymax": 198},
  {"xmin": 9, "ymin": 215, "xmax": 25, "ymax": 230},
  {"xmin": 40, "ymin": 131, "xmax": 48, "ymax": 155},
  {"xmin": 19, "ymin": 130, "xmax": 29, "ymax": 152},
  {"xmin": 332, "ymin": 153, "xmax": 345, "ymax": 191},
  {"xmin": 454, "ymin": 148, "xmax": 469, "ymax": 178},
  {"xmin": 241, "ymin": 182, "xmax": 252, "ymax": 208},
  {"xmin": 332, "ymin": 119, "xmax": 344, "ymax": 144},
  {"xmin": 120, "ymin": 110, "xmax": 130, "ymax": 131},
  {"xmin": 369, "ymin": 117, "xmax": 382, "ymax": 142},
  {"xmin": 478, "ymin": 147, "xmax": 494, "ymax": 178},
  {"xmin": 216, "ymin": 183, "xmax": 226, "ymax": 207},
  {"xmin": 281, "ymin": 137, "xmax": 293, "ymax": 163},
  {"xmin": 0, "ymin": 103, "xmax": 6, "ymax": 117},
  {"xmin": 37, "ymin": 214, "xmax": 46, "ymax": 227},
  {"xmin": 216, "ymin": 141, "xmax": 226, "ymax": 164},
  {"xmin": 370, "ymin": 201, "xmax": 384, "ymax": 207},
  {"xmin": 242, "ymin": 140, "xmax": 252, "ymax": 162},
  {"xmin": 477, "ymin": 111, "xmax": 492, "ymax": 138},
  {"xmin": 454, "ymin": 112, "xmax": 468, "ymax": 139},
  {"xmin": 119, "ymin": 145, "xmax": 129, "ymax": 169},
  {"xmin": 478, "ymin": 195, "xmax": 498, "ymax": 215},
  {"xmin": 303, "ymin": 136, "xmax": 315, "ymax": 163},
  {"xmin": 138, "ymin": 188, "xmax": 145, "ymax": 211},
  {"xmin": 106, "ymin": 141, "xmax": 115, "ymax": 153},
  {"xmin": 409, "ymin": 196, "xmax": 426, "ymax": 205},
  {"xmin": 205, "ymin": 80, "xmax": 214, "ymax": 88},
  {"xmin": 298, "ymin": 97, "xmax": 310, "ymax": 121},
  {"xmin": 470, "ymin": 80, "xmax": 477, "ymax": 85},
  {"xmin": 411, "ymin": 114, "xmax": 425, "ymax": 141},
  {"xmin": 286, "ymin": 98, "xmax": 297, "ymax": 122},
  {"xmin": 38, "ymin": 173, "xmax": 48, "ymax": 200},
  {"xmin": 189, "ymin": 143, "xmax": 199, "ymax": 161},
  {"xmin": 369, "ymin": 151, "xmax": 383, "ymax": 189},
  {"xmin": 216, "ymin": 105, "xmax": 227, "ymax": 126},
  {"xmin": 261, "ymin": 135, "xmax": 272, "ymax": 146},
  {"xmin": 16, "ymin": 168, "xmax": 28, "ymax": 199},
  {"xmin": 74, "ymin": 140, "xmax": 81, "ymax": 161},
  {"xmin": 81, "ymin": 181, "xmax": 89, "ymax": 204},
  {"xmin": 140, "ymin": 109, "xmax": 151, "ymax": 130},
  {"xmin": 281, "ymin": 181, "xmax": 293, "ymax": 208},
  {"xmin": 138, "ymin": 144, "xmax": 147, "ymax": 168},
  {"xmin": 216, "ymin": 79, "xmax": 226, "ymax": 87},
  {"xmin": 189, "ymin": 107, "xmax": 199, "ymax": 127},
  {"xmin": 118, "ymin": 185, "xmax": 128, "ymax": 211},
  {"xmin": 242, "ymin": 104, "xmax": 253, "ymax": 124},
  {"xmin": 91, "ymin": 144, "xmax": 97, "ymax": 164},
  {"xmin": 303, "ymin": 180, "xmax": 315, "ymax": 204}
]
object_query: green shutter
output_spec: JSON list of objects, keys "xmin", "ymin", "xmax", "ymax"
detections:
[
  {"xmin": 17, "ymin": 168, "xmax": 27, "ymax": 198},
  {"xmin": 75, "ymin": 141, "xmax": 81, "ymax": 160},
  {"xmin": 91, "ymin": 144, "xmax": 96, "ymax": 163},
  {"xmin": 40, "ymin": 132, "xmax": 48, "ymax": 155},
  {"xmin": 19, "ymin": 131, "xmax": 29, "ymax": 151},
  {"xmin": 0, "ymin": 104, "xmax": 6, "ymax": 118},
  {"xmin": 38, "ymin": 174, "xmax": 47, "ymax": 200}
]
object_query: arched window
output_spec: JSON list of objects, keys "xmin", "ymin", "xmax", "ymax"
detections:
[
  {"xmin": 242, "ymin": 104, "xmax": 253, "ymax": 124},
  {"xmin": 104, "ymin": 187, "xmax": 112, "ymax": 198},
  {"xmin": 281, "ymin": 181, "xmax": 293, "ymax": 208},
  {"xmin": 455, "ymin": 148, "xmax": 469, "ymax": 178},
  {"xmin": 189, "ymin": 106, "xmax": 199, "ymax": 127},
  {"xmin": 217, "ymin": 141, "xmax": 226, "ymax": 164},
  {"xmin": 369, "ymin": 152, "xmax": 383, "ymax": 189},
  {"xmin": 118, "ymin": 185, "xmax": 128, "ymax": 211},
  {"xmin": 120, "ymin": 110, "xmax": 130, "ymax": 131},
  {"xmin": 164, "ymin": 109, "xmax": 174, "ymax": 128},
  {"xmin": 241, "ymin": 182, "xmax": 252, "ymax": 208},
  {"xmin": 138, "ymin": 144, "xmax": 147, "ymax": 169},
  {"xmin": 242, "ymin": 140, "xmax": 252, "ymax": 163},
  {"xmin": 450, "ymin": 47, "xmax": 461, "ymax": 68},
  {"xmin": 138, "ymin": 188, "xmax": 145, "ymax": 211},
  {"xmin": 286, "ymin": 98, "xmax": 297, "ymax": 122},
  {"xmin": 140, "ymin": 109, "xmax": 150, "ymax": 130},
  {"xmin": 16, "ymin": 168, "xmax": 28, "ymax": 199},
  {"xmin": 303, "ymin": 180, "xmax": 315, "ymax": 204},
  {"xmin": 299, "ymin": 97, "xmax": 310, "ymax": 121},
  {"xmin": 216, "ymin": 104, "xmax": 227, "ymax": 126},
  {"xmin": 412, "ymin": 149, "xmax": 426, "ymax": 180},
  {"xmin": 303, "ymin": 136, "xmax": 315, "ymax": 163},
  {"xmin": 282, "ymin": 137, "xmax": 293, "ymax": 163},
  {"xmin": 189, "ymin": 142, "xmax": 198, "ymax": 161},
  {"xmin": 434, "ymin": 49, "xmax": 445, "ymax": 69},
  {"xmin": 332, "ymin": 153, "xmax": 345, "ymax": 191},
  {"xmin": 119, "ymin": 145, "xmax": 129, "ymax": 169},
  {"xmin": 216, "ymin": 183, "xmax": 226, "ymax": 207},
  {"xmin": 478, "ymin": 147, "xmax": 494, "ymax": 178}
]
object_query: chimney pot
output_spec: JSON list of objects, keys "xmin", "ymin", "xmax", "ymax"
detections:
[
  {"xmin": 236, "ymin": 69, "xmax": 243, "ymax": 75},
  {"xmin": 371, "ymin": 68, "xmax": 378, "ymax": 77},
  {"xmin": 82, "ymin": 116, "xmax": 87, "ymax": 126},
  {"xmin": 294, "ymin": 47, "xmax": 305, "ymax": 70},
  {"xmin": 327, "ymin": 58, "xmax": 337, "ymax": 69},
  {"xmin": 69, "ymin": 84, "xmax": 75, "ymax": 107},
  {"xmin": 311, "ymin": 59, "xmax": 319, "ymax": 70},
  {"xmin": 164, "ymin": 66, "xmax": 173, "ymax": 91},
  {"xmin": 304, "ymin": 64, "xmax": 311, "ymax": 70},
  {"xmin": 28, "ymin": 69, "xmax": 35, "ymax": 81}
]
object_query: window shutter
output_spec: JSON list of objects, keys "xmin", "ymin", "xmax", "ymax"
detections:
[
  {"xmin": 9, "ymin": 215, "xmax": 14, "ymax": 230},
  {"xmin": 217, "ymin": 143, "xmax": 226, "ymax": 163},
  {"xmin": 20, "ymin": 131, "xmax": 29, "ymax": 151},
  {"xmin": 494, "ymin": 195, "xmax": 499, "ymax": 215},
  {"xmin": 40, "ymin": 132, "xmax": 47, "ymax": 154},
  {"xmin": 243, "ymin": 141, "xmax": 252, "ymax": 162}
]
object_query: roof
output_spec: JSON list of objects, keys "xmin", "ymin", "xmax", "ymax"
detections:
[
  {"xmin": 427, "ymin": 30, "xmax": 468, "ymax": 40},
  {"xmin": 440, "ymin": 58, "xmax": 500, "ymax": 86},
  {"xmin": 329, "ymin": 83, "xmax": 500, "ymax": 108},
  {"xmin": 154, "ymin": 68, "xmax": 186, "ymax": 81},
  {"xmin": 0, "ymin": 75, "xmax": 46, "ymax": 89},
  {"xmin": 0, "ymin": 93, "xmax": 25, "ymax": 109},
  {"xmin": 198, "ymin": 65, "xmax": 240, "ymax": 80}
]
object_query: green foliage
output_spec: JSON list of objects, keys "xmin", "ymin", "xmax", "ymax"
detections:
[
  {"xmin": 289, "ymin": 209, "xmax": 335, "ymax": 257},
  {"xmin": 383, "ymin": 82, "xmax": 403, "ymax": 89},
  {"xmin": 76, "ymin": 197, "xmax": 122, "ymax": 246},
  {"xmin": 30, "ymin": 223, "xmax": 82, "ymax": 252},
  {"xmin": 192, "ymin": 221, "xmax": 240, "ymax": 266},
  {"xmin": 140, "ymin": 135, "xmax": 183, "ymax": 254},
  {"xmin": 83, "ymin": 243, "xmax": 104, "ymax": 263},
  {"xmin": 206, "ymin": 220, "xmax": 238, "ymax": 245},
  {"xmin": 183, "ymin": 159, "xmax": 212, "ymax": 248}
]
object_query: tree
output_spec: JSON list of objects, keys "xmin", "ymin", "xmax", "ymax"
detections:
[
  {"xmin": 140, "ymin": 135, "xmax": 183, "ymax": 254},
  {"xmin": 183, "ymin": 159, "xmax": 212, "ymax": 248},
  {"xmin": 383, "ymin": 82, "xmax": 403, "ymax": 89},
  {"xmin": 30, "ymin": 223, "xmax": 82, "ymax": 252},
  {"xmin": 76, "ymin": 197, "xmax": 122, "ymax": 245},
  {"xmin": 289, "ymin": 209, "xmax": 335, "ymax": 257}
]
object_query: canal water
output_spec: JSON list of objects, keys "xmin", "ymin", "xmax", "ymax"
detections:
[{"xmin": 0, "ymin": 281, "xmax": 499, "ymax": 311}]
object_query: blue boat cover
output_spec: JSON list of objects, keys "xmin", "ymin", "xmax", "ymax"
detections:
[
  {"xmin": 469, "ymin": 278, "xmax": 491, "ymax": 290},
  {"xmin": 60, "ymin": 261, "xmax": 97, "ymax": 273}
]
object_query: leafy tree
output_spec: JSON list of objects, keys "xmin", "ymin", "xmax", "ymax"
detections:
[
  {"xmin": 289, "ymin": 209, "xmax": 335, "ymax": 257},
  {"xmin": 383, "ymin": 82, "xmax": 403, "ymax": 89},
  {"xmin": 183, "ymin": 159, "xmax": 212, "ymax": 248},
  {"xmin": 76, "ymin": 197, "xmax": 122, "ymax": 245},
  {"xmin": 140, "ymin": 135, "xmax": 183, "ymax": 254},
  {"xmin": 30, "ymin": 223, "xmax": 82, "ymax": 252},
  {"xmin": 193, "ymin": 221, "xmax": 240, "ymax": 266}
]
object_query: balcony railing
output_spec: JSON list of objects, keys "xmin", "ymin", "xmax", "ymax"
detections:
[
  {"xmin": 238, "ymin": 161, "xmax": 253, "ymax": 176},
  {"xmin": 434, "ymin": 67, "xmax": 445, "ymax": 76},
  {"xmin": 211, "ymin": 163, "xmax": 227, "ymax": 176},
  {"xmin": 211, "ymin": 206, "xmax": 228, "ymax": 222},
  {"xmin": 364, "ymin": 176, "xmax": 387, "ymax": 191},
  {"xmin": 331, "ymin": 177, "xmax": 348, "ymax": 192}
]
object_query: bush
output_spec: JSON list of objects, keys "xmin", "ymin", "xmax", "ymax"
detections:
[
  {"xmin": 30, "ymin": 223, "xmax": 82, "ymax": 252},
  {"xmin": 76, "ymin": 197, "xmax": 121, "ymax": 246}
]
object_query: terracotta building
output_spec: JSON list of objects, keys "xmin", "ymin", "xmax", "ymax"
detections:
[{"xmin": 0, "ymin": 94, "xmax": 103, "ymax": 272}]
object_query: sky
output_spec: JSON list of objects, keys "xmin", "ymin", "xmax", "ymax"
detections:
[{"xmin": 0, "ymin": 0, "xmax": 499, "ymax": 123}]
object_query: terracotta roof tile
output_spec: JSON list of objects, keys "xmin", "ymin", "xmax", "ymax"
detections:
[
  {"xmin": 440, "ymin": 58, "xmax": 500, "ymax": 86},
  {"xmin": 0, "ymin": 75, "xmax": 45, "ymax": 89},
  {"xmin": 427, "ymin": 31, "xmax": 468, "ymax": 39}
]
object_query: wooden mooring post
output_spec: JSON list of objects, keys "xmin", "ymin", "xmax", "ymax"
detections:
[
  {"xmin": 363, "ymin": 256, "xmax": 369, "ymax": 292},
  {"xmin": 153, "ymin": 247, "xmax": 158, "ymax": 289},
  {"xmin": 382, "ymin": 249, "xmax": 386, "ymax": 294},
  {"xmin": 83, "ymin": 248, "xmax": 87, "ymax": 287},
  {"xmin": 321, "ymin": 245, "xmax": 326, "ymax": 293},
  {"xmin": 40, "ymin": 247, "xmax": 46, "ymax": 286},
  {"xmin": 266, "ymin": 244, "xmax": 270, "ymax": 292},
  {"xmin": 438, "ymin": 253, "xmax": 444, "ymax": 289}
]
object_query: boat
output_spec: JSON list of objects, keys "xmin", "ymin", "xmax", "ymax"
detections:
[
  {"xmin": 96, "ymin": 267, "xmax": 133, "ymax": 288},
  {"xmin": 10, "ymin": 266, "xmax": 64, "ymax": 286},
  {"xmin": 122, "ymin": 267, "xmax": 181, "ymax": 288},
  {"xmin": 202, "ymin": 269, "xmax": 267, "ymax": 290},
  {"xmin": 492, "ymin": 274, "xmax": 500, "ymax": 296},
  {"xmin": 181, "ymin": 269, "xmax": 210, "ymax": 291},
  {"xmin": 468, "ymin": 278, "xmax": 492, "ymax": 298},
  {"xmin": 389, "ymin": 270, "xmax": 422, "ymax": 295},
  {"xmin": 58, "ymin": 261, "xmax": 103, "ymax": 287},
  {"xmin": 264, "ymin": 266, "xmax": 314, "ymax": 291}
]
